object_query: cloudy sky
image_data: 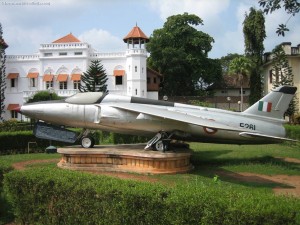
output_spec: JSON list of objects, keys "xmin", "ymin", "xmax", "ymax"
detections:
[{"xmin": 1, "ymin": 0, "xmax": 299, "ymax": 58}]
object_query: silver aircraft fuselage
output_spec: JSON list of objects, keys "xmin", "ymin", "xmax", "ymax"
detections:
[{"xmin": 20, "ymin": 92, "xmax": 290, "ymax": 145}]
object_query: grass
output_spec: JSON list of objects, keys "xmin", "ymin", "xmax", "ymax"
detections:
[{"xmin": 1, "ymin": 143, "xmax": 300, "ymax": 224}]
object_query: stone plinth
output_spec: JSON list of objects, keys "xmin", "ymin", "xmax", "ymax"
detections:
[{"xmin": 57, "ymin": 144, "xmax": 193, "ymax": 174}]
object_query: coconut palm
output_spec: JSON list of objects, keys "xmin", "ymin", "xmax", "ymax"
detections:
[{"xmin": 228, "ymin": 56, "xmax": 252, "ymax": 111}]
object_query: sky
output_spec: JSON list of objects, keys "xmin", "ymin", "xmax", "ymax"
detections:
[{"xmin": 0, "ymin": 0, "xmax": 299, "ymax": 59}]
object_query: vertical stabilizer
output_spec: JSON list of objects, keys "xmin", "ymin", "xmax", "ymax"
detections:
[{"xmin": 242, "ymin": 86, "xmax": 297, "ymax": 119}]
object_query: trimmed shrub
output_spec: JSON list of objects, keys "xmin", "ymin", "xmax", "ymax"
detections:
[
  {"xmin": 4, "ymin": 168, "xmax": 300, "ymax": 225},
  {"xmin": 285, "ymin": 124, "xmax": 300, "ymax": 140},
  {"xmin": 0, "ymin": 131, "xmax": 75, "ymax": 154}
]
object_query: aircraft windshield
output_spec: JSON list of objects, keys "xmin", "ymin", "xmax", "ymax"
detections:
[{"xmin": 65, "ymin": 92, "xmax": 104, "ymax": 104}]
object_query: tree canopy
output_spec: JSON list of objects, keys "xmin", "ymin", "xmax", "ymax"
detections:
[
  {"xmin": 27, "ymin": 91, "xmax": 61, "ymax": 103},
  {"xmin": 0, "ymin": 23, "xmax": 8, "ymax": 121},
  {"xmin": 219, "ymin": 53, "xmax": 243, "ymax": 75},
  {"xmin": 270, "ymin": 45, "xmax": 298, "ymax": 120},
  {"xmin": 243, "ymin": 7, "xmax": 266, "ymax": 105},
  {"xmin": 259, "ymin": 0, "xmax": 300, "ymax": 36},
  {"xmin": 146, "ymin": 13, "xmax": 222, "ymax": 96},
  {"xmin": 79, "ymin": 60, "xmax": 108, "ymax": 93}
]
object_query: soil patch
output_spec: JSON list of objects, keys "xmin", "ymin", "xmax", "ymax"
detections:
[
  {"xmin": 12, "ymin": 159, "xmax": 59, "ymax": 171},
  {"xmin": 215, "ymin": 157, "xmax": 300, "ymax": 197}
]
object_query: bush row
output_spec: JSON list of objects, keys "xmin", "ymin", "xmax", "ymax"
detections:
[
  {"xmin": 0, "ymin": 131, "xmax": 75, "ymax": 155},
  {"xmin": 285, "ymin": 124, "xmax": 300, "ymax": 140},
  {"xmin": 0, "ymin": 129, "xmax": 148, "ymax": 155},
  {"xmin": 3, "ymin": 168, "xmax": 300, "ymax": 225}
]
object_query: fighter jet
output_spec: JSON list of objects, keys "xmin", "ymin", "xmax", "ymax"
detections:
[{"xmin": 17, "ymin": 86, "xmax": 298, "ymax": 151}]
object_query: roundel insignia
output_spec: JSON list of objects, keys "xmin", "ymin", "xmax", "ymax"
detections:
[
  {"xmin": 203, "ymin": 127, "xmax": 218, "ymax": 134},
  {"xmin": 203, "ymin": 119, "xmax": 218, "ymax": 135}
]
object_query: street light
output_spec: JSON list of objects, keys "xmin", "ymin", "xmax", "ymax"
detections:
[
  {"xmin": 227, "ymin": 97, "xmax": 231, "ymax": 110},
  {"xmin": 48, "ymin": 87, "xmax": 54, "ymax": 100}
]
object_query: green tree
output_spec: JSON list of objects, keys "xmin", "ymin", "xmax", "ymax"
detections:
[
  {"xmin": 243, "ymin": 7, "xmax": 266, "ymax": 105},
  {"xmin": 0, "ymin": 23, "xmax": 8, "ymax": 121},
  {"xmin": 259, "ymin": 0, "xmax": 300, "ymax": 36},
  {"xmin": 27, "ymin": 91, "xmax": 61, "ymax": 103},
  {"xmin": 270, "ymin": 45, "xmax": 298, "ymax": 121},
  {"xmin": 229, "ymin": 56, "xmax": 252, "ymax": 111},
  {"xmin": 79, "ymin": 60, "xmax": 108, "ymax": 93},
  {"xmin": 147, "ymin": 13, "xmax": 222, "ymax": 96},
  {"xmin": 219, "ymin": 53, "xmax": 242, "ymax": 75}
]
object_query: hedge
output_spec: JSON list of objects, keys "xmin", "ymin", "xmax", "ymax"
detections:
[
  {"xmin": 0, "ymin": 130, "xmax": 102, "ymax": 155},
  {"xmin": 285, "ymin": 124, "xmax": 300, "ymax": 140},
  {"xmin": 3, "ymin": 168, "xmax": 300, "ymax": 225}
]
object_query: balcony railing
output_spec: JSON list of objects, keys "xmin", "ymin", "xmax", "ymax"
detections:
[
  {"xmin": 7, "ymin": 54, "xmax": 40, "ymax": 61},
  {"xmin": 23, "ymin": 89, "xmax": 79, "ymax": 99}
]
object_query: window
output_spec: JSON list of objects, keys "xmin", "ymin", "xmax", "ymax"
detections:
[
  {"xmin": 153, "ymin": 77, "xmax": 157, "ymax": 84},
  {"xmin": 11, "ymin": 79, "xmax": 16, "ymax": 88},
  {"xmin": 44, "ymin": 53, "xmax": 52, "ymax": 57},
  {"xmin": 11, "ymin": 111, "xmax": 18, "ymax": 119},
  {"xmin": 30, "ymin": 78, "xmax": 36, "ymax": 87},
  {"xmin": 59, "ymin": 52, "xmax": 67, "ymax": 56},
  {"xmin": 115, "ymin": 76, "xmax": 123, "ymax": 85},
  {"xmin": 221, "ymin": 90, "xmax": 228, "ymax": 94},
  {"xmin": 147, "ymin": 77, "xmax": 150, "ymax": 84},
  {"xmin": 60, "ymin": 82, "xmax": 67, "ymax": 90},
  {"xmin": 73, "ymin": 81, "xmax": 80, "ymax": 89},
  {"xmin": 135, "ymin": 66, "xmax": 137, "ymax": 72},
  {"xmin": 269, "ymin": 70, "xmax": 273, "ymax": 84},
  {"xmin": 74, "ymin": 52, "xmax": 83, "ymax": 55},
  {"xmin": 239, "ymin": 90, "xmax": 246, "ymax": 94},
  {"xmin": 46, "ymin": 81, "xmax": 53, "ymax": 89}
]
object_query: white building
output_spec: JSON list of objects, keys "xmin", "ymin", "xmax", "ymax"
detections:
[
  {"xmin": 4, "ymin": 25, "xmax": 161, "ymax": 120},
  {"xmin": 262, "ymin": 42, "xmax": 300, "ymax": 113}
]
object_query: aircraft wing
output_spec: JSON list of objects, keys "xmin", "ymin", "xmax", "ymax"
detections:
[
  {"xmin": 109, "ymin": 103, "xmax": 247, "ymax": 133},
  {"xmin": 239, "ymin": 132, "xmax": 299, "ymax": 142}
]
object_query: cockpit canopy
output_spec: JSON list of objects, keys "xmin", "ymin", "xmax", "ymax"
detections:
[{"xmin": 65, "ymin": 92, "xmax": 105, "ymax": 104}]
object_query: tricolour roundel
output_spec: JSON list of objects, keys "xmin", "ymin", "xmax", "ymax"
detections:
[
  {"xmin": 203, "ymin": 127, "xmax": 218, "ymax": 135},
  {"xmin": 203, "ymin": 119, "xmax": 218, "ymax": 135}
]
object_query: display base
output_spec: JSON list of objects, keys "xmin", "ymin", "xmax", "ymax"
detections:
[{"xmin": 57, "ymin": 144, "xmax": 193, "ymax": 174}]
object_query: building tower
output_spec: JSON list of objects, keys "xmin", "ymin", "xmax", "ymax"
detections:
[{"xmin": 123, "ymin": 25, "xmax": 149, "ymax": 98}]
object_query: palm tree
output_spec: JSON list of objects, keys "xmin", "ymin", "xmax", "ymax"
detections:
[{"xmin": 228, "ymin": 56, "xmax": 252, "ymax": 111}]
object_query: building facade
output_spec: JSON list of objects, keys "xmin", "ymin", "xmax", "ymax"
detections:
[
  {"xmin": 4, "ymin": 26, "xmax": 161, "ymax": 120},
  {"xmin": 262, "ymin": 42, "xmax": 300, "ymax": 113}
]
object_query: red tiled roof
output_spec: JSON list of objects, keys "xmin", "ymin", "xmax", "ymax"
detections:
[
  {"xmin": 123, "ymin": 26, "xmax": 149, "ymax": 42},
  {"xmin": 52, "ymin": 33, "xmax": 81, "ymax": 43},
  {"xmin": 7, "ymin": 73, "xmax": 19, "ymax": 79},
  {"xmin": 71, "ymin": 74, "xmax": 81, "ymax": 81},
  {"xmin": 57, "ymin": 74, "xmax": 68, "ymax": 82},
  {"xmin": 27, "ymin": 72, "xmax": 39, "ymax": 78},
  {"xmin": 7, "ymin": 104, "xmax": 20, "ymax": 111},
  {"xmin": 113, "ymin": 70, "xmax": 125, "ymax": 76},
  {"xmin": 43, "ymin": 74, "xmax": 54, "ymax": 82}
]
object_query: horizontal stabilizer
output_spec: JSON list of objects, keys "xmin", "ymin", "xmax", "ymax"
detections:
[{"xmin": 239, "ymin": 132, "xmax": 299, "ymax": 142}]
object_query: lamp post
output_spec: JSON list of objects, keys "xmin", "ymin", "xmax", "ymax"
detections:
[
  {"xmin": 227, "ymin": 97, "xmax": 231, "ymax": 110},
  {"xmin": 48, "ymin": 87, "xmax": 54, "ymax": 100},
  {"xmin": 238, "ymin": 101, "xmax": 241, "ymax": 112}
]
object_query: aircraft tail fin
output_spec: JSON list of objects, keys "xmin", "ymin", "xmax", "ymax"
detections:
[{"xmin": 242, "ymin": 86, "xmax": 297, "ymax": 120}]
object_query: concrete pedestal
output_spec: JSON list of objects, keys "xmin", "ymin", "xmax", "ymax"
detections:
[{"xmin": 57, "ymin": 144, "xmax": 193, "ymax": 174}]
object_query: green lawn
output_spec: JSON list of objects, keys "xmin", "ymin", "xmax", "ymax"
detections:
[{"xmin": 1, "ymin": 143, "xmax": 300, "ymax": 224}]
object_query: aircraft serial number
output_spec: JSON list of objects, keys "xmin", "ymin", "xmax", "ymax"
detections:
[{"xmin": 240, "ymin": 123, "xmax": 256, "ymax": 130}]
